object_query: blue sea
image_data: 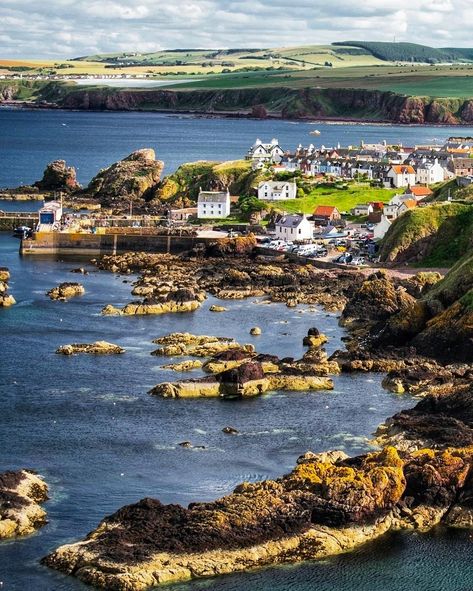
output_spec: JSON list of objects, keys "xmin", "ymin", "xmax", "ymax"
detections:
[
  {"xmin": 0, "ymin": 109, "xmax": 472, "ymax": 590},
  {"xmin": 0, "ymin": 107, "xmax": 468, "ymax": 187}
]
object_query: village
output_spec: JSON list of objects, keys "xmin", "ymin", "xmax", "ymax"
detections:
[{"xmin": 8, "ymin": 134, "xmax": 473, "ymax": 265}]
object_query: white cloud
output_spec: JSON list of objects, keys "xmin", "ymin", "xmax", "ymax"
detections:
[{"xmin": 0, "ymin": 0, "xmax": 471, "ymax": 59}]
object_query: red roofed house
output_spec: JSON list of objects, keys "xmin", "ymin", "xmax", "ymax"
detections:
[
  {"xmin": 313, "ymin": 205, "xmax": 341, "ymax": 224},
  {"xmin": 387, "ymin": 165, "xmax": 416, "ymax": 188},
  {"xmin": 369, "ymin": 201, "xmax": 385, "ymax": 211},
  {"xmin": 404, "ymin": 186, "xmax": 433, "ymax": 201}
]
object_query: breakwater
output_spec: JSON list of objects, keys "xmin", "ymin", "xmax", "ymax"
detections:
[{"xmin": 20, "ymin": 231, "xmax": 217, "ymax": 256}]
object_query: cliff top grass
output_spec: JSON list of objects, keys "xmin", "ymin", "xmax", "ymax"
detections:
[{"xmin": 379, "ymin": 203, "xmax": 473, "ymax": 266}]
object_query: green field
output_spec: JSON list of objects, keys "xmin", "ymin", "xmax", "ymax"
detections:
[{"xmin": 271, "ymin": 184, "xmax": 397, "ymax": 215}]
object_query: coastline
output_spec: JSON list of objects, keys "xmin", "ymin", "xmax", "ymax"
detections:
[{"xmin": 3, "ymin": 100, "xmax": 473, "ymax": 126}]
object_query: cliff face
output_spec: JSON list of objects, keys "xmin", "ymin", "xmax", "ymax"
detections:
[{"xmin": 54, "ymin": 85, "xmax": 473, "ymax": 124}]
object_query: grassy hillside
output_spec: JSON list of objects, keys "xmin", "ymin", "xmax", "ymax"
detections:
[
  {"xmin": 155, "ymin": 160, "xmax": 265, "ymax": 205},
  {"xmin": 333, "ymin": 41, "xmax": 473, "ymax": 64},
  {"xmin": 379, "ymin": 203, "xmax": 473, "ymax": 265},
  {"xmin": 279, "ymin": 184, "xmax": 395, "ymax": 215}
]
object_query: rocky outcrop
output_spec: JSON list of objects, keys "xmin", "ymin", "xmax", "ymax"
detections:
[
  {"xmin": 43, "ymin": 444, "xmax": 473, "ymax": 590},
  {"xmin": 47, "ymin": 282, "xmax": 85, "ymax": 301},
  {"xmin": 0, "ymin": 470, "xmax": 48, "ymax": 539},
  {"xmin": 56, "ymin": 341, "xmax": 125, "ymax": 355},
  {"xmin": 82, "ymin": 149, "xmax": 163, "ymax": 207},
  {"xmin": 0, "ymin": 267, "xmax": 16, "ymax": 307},
  {"xmin": 34, "ymin": 160, "xmax": 80, "ymax": 192},
  {"xmin": 102, "ymin": 287, "xmax": 204, "ymax": 316}
]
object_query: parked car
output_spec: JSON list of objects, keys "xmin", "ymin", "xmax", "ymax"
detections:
[
  {"xmin": 335, "ymin": 253, "xmax": 353, "ymax": 264},
  {"xmin": 349, "ymin": 256, "xmax": 365, "ymax": 266}
]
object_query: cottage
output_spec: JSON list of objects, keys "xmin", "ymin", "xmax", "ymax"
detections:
[
  {"xmin": 351, "ymin": 203, "xmax": 374, "ymax": 216},
  {"xmin": 197, "ymin": 189, "xmax": 231, "ymax": 219},
  {"xmin": 274, "ymin": 214, "xmax": 313, "ymax": 241},
  {"xmin": 398, "ymin": 199, "xmax": 417, "ymax": 215},
  {"xmin": 386, "ymin": 165, "xmax": 416, "ymax": 188},
  {"xmin": 383, "ymin": 203, "xmax": 401, "ymax": 221},
  {"xmin": 450, "ymin": 158, "xmax": 473, "ymax": 178},
  {"xmin": 313, "ymin": 205, "xmax": 341, "ymax": 224},
  {"xmin": 403, "ymin": 186, "xmax": 433, "ymax": 201},
  {"xmin": 257, "ymin": 180, "xmax": 297, "ymax": 201}
]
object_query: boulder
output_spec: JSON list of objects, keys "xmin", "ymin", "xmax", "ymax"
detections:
[
  {"xmin": 34, "ymin": 160, "xmax": 80, "ymax": 192},
  {"xmin": 0, "ymin": 470, "xmax": 48, "ymax": 539},
  {"xmin": 250, "ymin": 327, "xmax": 262, "ymax": 335}
]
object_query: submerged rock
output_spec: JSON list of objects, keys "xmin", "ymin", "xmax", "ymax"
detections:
[
  {"xmin": 56, "ymin": 341, "xmax": 125, "ymax": 355},
  {"xmin": 0, "ymin": 470, "xmax": 48, "ymax": 539},
  {"xmin": 47, "ymin": 282, "xmax": 85, "ymax": 301},
  {"xmin": 209, "ymin": 305, "xmax": 227, "ymax": 312}
]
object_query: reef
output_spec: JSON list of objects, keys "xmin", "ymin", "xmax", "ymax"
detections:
[
  {"xmin": 47, "ymin": 282, "xmax": 85, "ymax": 301},
  {"xmin": 56, "ymin": 341, "xmax": 125, "ymax": 355},
  {"xmin": 0, "ymin": 470, "xmax": 48, "ymax": 539}
]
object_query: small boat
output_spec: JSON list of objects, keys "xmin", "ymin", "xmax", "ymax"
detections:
[
  {"xmin": 309, "ymin": 129, "xmax": 321, "ymax": 136},
  {"xmin": 13, "ymin": 225, "xmax": 31, "ymax": 238}
]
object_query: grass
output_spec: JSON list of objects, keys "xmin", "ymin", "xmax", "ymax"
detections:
[{"xmin": 277, "ymin": 184, "xmax": 396, "ymax": 215}]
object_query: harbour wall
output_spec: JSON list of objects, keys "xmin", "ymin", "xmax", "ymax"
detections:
[{"xmin": 20, "ymin": 231, "xmax": 216, "ymax": 256}]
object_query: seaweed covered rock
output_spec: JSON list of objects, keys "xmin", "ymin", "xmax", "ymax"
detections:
[
  {"xmin": 44, "ymin": 445, "xmax": 473, "ymax": 590},
  {"xmin": 47, "ymin": 282, "xmax": 85, "ymax": 301},
  {"xmin": 34, "ymin": 159, "xmax": 80, "ymax": 192},
  {"xmin": 340, "ymin": 271, "xmax": 417, "ymax": 330},
  {"xmin": 0, "ymin": 470, "xmax": 48, "ymax": 539}
]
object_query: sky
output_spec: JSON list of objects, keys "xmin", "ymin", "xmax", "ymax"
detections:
[{"xmin": 1, "ymin": 0, "xmax": 472, "ymax": 59}]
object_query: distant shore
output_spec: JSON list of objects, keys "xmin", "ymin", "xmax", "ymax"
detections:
[{"xmin": 3, "ymin": 100, "xmax": 473, "ymax": 127}]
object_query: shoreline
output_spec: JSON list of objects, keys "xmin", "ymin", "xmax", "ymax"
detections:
[{"xmin": 2, "ymin": 100, "xmax": 473, "ymax": 127}]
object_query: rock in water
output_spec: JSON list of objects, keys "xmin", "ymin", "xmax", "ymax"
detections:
[
  {"xmin": 0, "ymin": 267, "xmax": 16, "ymax": 307},
  {"xmin": 0, "ymin": 470, "xmax": 48, "ymax": 539},
  {"xmin": 56, "ymin": 341, "xmax": 125, "ymax": 355},
  {"xmin": 34, "ymin": 160, "xmax": 80, "ymax": 192},
  {"xmin": 250, "ymin": 327, "xmax": 262, "ymax": 335},
  {"xmin": 83, "ymin": 148, "xmax": 164, "ymax": 207},
  {"xmin": 47, "ymin": 282, "xmax": 85, "ymax": 301},
  {"xmin": 209, "ymin": 305, "xmax": 227, "ymax": 312}
]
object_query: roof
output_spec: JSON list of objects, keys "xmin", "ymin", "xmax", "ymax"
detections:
[
  {"xmin": 276, "ymin": 214, "xmax": 307, "ymax": 228},
  {"xmin": 198, "ymin": 191, "xmax": 229, "ymax": 204},
  {"xmin": 354, "ymin": 204, "xmax": 372, "ymax": 210},
  {"xmin": 259, "ymin": 180, "xmax": 295, "ymax": 191},
  {"xmin": 405, "ymin": 186, "xmax": 433, "ymax": 197},
  {"xmin": 313, "ymin": 205, "xmax": 339, "ymax": 217},
  {"xmin": 401, "ymin": 199, "xmax": 417, "ymax": 210},
  {"xmin": 391, "ymin": 165, "xmax": 415, "ymax": 174}
]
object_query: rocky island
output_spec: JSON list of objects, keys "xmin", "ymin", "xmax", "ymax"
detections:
[{"xmin": 0, "ymin": 267, "xmax": 15, "ymax": 307}]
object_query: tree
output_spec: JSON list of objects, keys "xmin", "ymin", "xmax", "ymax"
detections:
[{"xmin": 238, "ymin": 195, "xmax": 266, "ymax": 215}]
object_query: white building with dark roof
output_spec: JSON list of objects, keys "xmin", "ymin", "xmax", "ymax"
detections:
[
  {"xmin": 257, "ymin": 180, "xmax": 297, "ymax": 201},
  {"xmin": 246, "ymin": 138, "xmax": 284, "ymax": 169},
  {"xmin": 197, "ymin": 188, "xmax": 230, "ymax": 219},
  {"xmin": 274, "ymin": 214, "xmax": 313, "ymax": 241}
]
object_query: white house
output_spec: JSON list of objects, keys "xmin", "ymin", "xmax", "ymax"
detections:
[
  {"xmin": 373, "ymin": 215, "xmax": 392, "ymax": 240},
  {"xmin": 351, "ymin": 203, "xmax": 374, "ymax": 216},
  {"xmin": 257, "ymin": 180, "xmax": 297, "ymax": 201},
  {"xmin": 383, "ymin": 202, "xmax": 401, "ymax": 221},
  {"xmin": 415, "ymin": 159, "xmax": 445, "ymax": 185},
  {"xmin": 246, "ymin": 138, "xmax": 284, "ymax": 169},
  {"xmin": 274, "ymin": 214, "xmax": 313, "ymax": 241},
  {"xmin": 386, "ymin": 165, "xmax": 416, "ymax": 188},
  {"xmin": 197, "ymin": 188, "xmax": 231, "ymax": 219}
]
